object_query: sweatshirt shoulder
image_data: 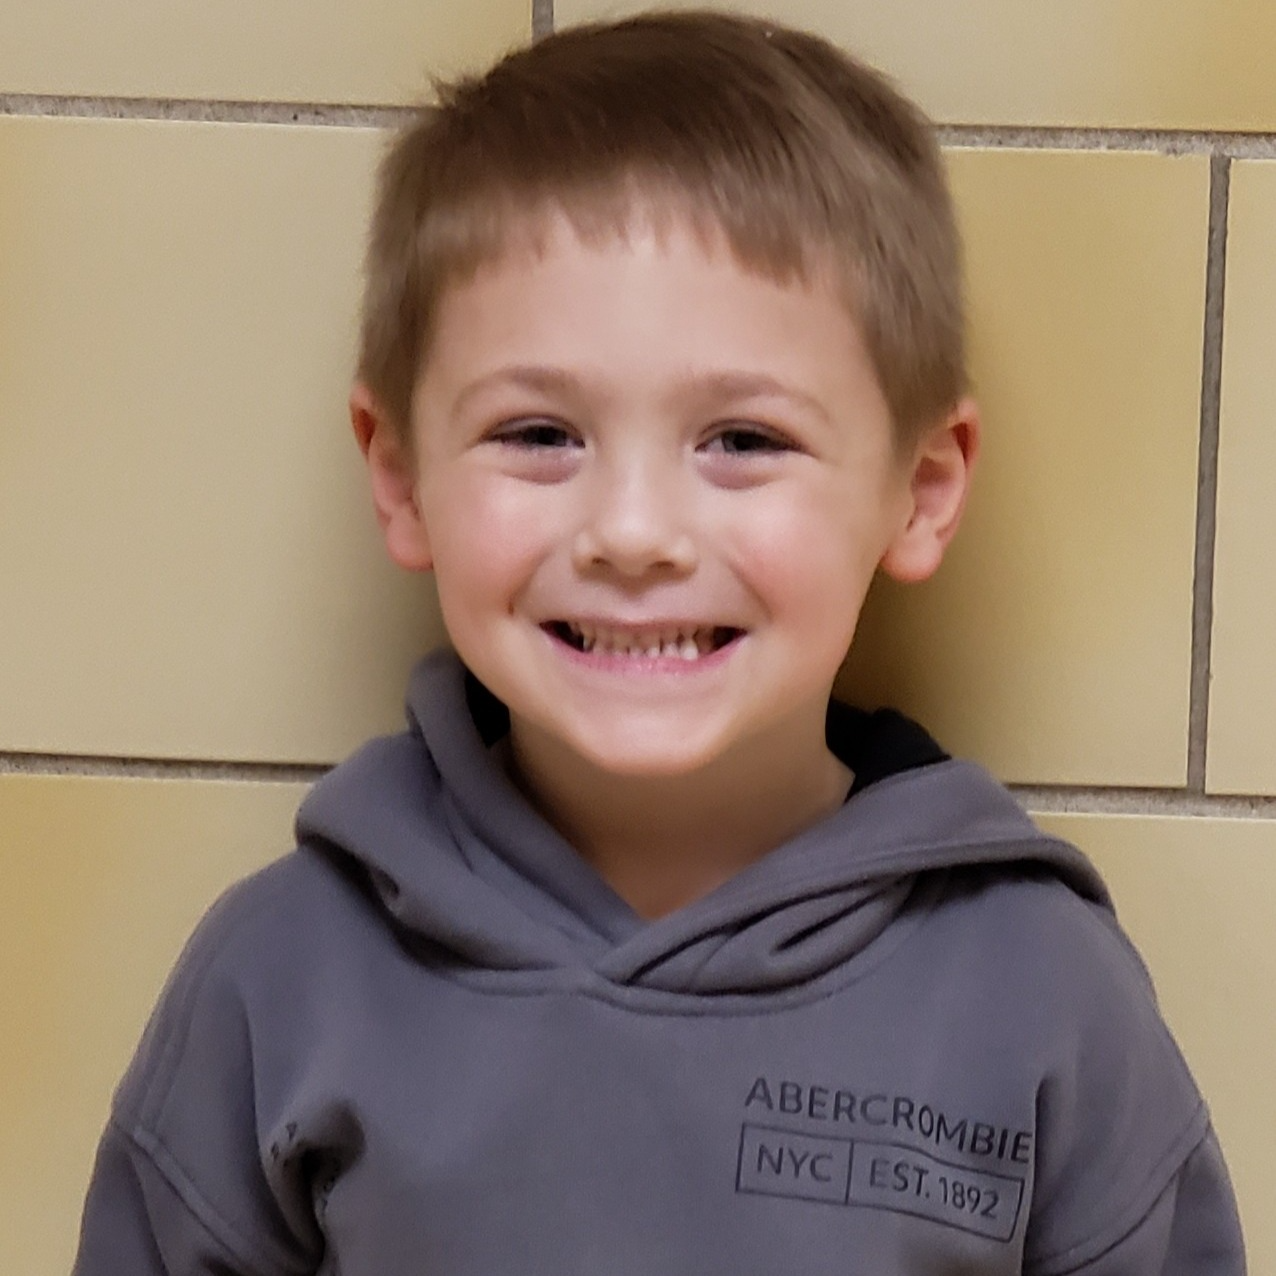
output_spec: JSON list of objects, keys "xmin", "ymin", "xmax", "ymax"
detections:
[
  {"xmin": 147, "ymin": 846, "xmax": 356, "ymax": 996},
  {"xmin": 947, "ymin": 863, "xmax": 1198, "ymax": 1096},
  {"xmin": 931, "ymin": 864, "xmax": 1215, "ymax": 1271},
  {"xmin": 85, "ymin": 851, "xmax": 346, "ymax": 1275},
  {"xmin": 937, "ymin": 858, "xmax": 1153, "ymax": 995},
  {"xmin": 109, "ymin": 845, "xmax": 366, "ymax": 1125}
]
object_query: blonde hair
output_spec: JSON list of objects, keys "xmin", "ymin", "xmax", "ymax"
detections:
[{"xmin": 357, "ymin": 9, "xmax": 965, "ymax": 447}]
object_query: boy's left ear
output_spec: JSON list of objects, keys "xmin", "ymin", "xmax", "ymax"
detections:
[
  {"xmin": 349, "ymin": 383, "xmax": 433, "ymax": 572},
  {"xmin": 879, "ymin": 397, "xmax": 980, "ymax": 584}
]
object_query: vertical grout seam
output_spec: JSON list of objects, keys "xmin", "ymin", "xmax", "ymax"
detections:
[
  {"xmin": 533, "ymin": 0, "xmax": 554, "ymax": 40},
  {"xmin": 1186, "ymin": 153, "xmax": 1231, "ymax": 793}
]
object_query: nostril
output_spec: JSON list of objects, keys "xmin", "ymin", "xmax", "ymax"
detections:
[{"xmin": 571, "ymin": 508, "xmax": 698, "ymax": 578}]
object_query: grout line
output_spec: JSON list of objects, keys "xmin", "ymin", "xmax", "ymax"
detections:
[
  {"xmin": 1186, "ymin": 155, "xmax": 1231, "ymax": 793},
  {"xmin": 4, "ymin": 101, "xmax": 1276, "ymax": 157},
  {"xmin": 938, "ymin": 123, "xmax": 1276, "ymax": 158},
  {"xmin": 3, "ymin": 749, "xmax": 1274, "ymax": 816},
  {"xmin": 1012, "ymin": 784, "xmax": 1276, "ymax": 818},
  {"xmin": 533, "ymin": 0, "xmax": 554, "ymax": 39},
  {"xmin": 0, "ymin": 753, "xmax": 327, "ymax": 785},
  {"xmin": 0, "ymin": 94, "xmax": 414, "ymax": 127}
]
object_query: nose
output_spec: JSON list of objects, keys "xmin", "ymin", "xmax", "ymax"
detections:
[{"xmin": 571, "ymin": 452, "xmax": 698, "ymax": 579}]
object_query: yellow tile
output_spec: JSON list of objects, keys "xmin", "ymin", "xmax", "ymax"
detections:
[
  {"xmin": 0, "ymin": 117, "xmax": 445, "ymax": 763},
  {"xmin": 2, "ymin": 0, "xmax": 528, "ymax": 103},
  {"xmin": 559, "ymin": 0, "xmax": 1276, "ymax": 130},
  {"xmin": 0, "ymin": 773, "xmax": 305, "ymax": 1276},
  {"xmin": 1035, "ymin": 812, "xmax": 1276, "ymax": 1273},
  {"xmin": 839, "ymin": 150, "xmax": 1206, "ymax": 786},
  {"xmin": 1208, "ymin": 162, "xmax": 1276, "ymax": 796}
]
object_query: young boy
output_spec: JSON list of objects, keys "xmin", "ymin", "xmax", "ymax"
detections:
[{"xmin": 74, "ymin": 11, "xmax": 1244, "ymax": 1274}]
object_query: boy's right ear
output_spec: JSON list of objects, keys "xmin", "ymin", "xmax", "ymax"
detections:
[{"xmin": 349, "ymin": 384, "xmax": 433, "ymax": 572}]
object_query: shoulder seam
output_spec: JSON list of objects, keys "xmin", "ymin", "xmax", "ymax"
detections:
[
  {"xmin": 1023, "ymin": 1102, "xmax": 1211, "ymax": 1275},
  {"xmin": 131, "ymin": 858, "xmax": 300, "ymax": 1134},
  {"xmin": 112, "ymin": 1116, "xmax": 294, "ymax": 1276}
]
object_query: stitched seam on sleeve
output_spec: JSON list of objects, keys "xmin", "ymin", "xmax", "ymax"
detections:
[
  {"xmin": 118, "ymin": 1116, "xmax": 296, "ymax": 1276},
  {"xmin": 1024, "ymin": 1103, "xmax": 1210, "ymax": 1276},
  {"xmin": 131, "ymin": 864, "xmax": 298, "ymax": 1134}
]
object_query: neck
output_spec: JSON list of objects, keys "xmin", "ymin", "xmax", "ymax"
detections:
[{"xmin": 506, "ymin": 718, "xmax": 853, "ymax": 920}]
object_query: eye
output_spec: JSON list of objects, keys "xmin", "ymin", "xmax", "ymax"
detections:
[
  {"xmin": 489, "ymin": 418, "xmax": 580, "ymax": 450},
  {"xmin": 700, "ymin": 423, "xmax": 797, "ymax": 456}
]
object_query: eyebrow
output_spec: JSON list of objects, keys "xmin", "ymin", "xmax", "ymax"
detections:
[
  {"xmin": 450, "ymin": 364, "xmax": 831, "ymax": 424},
  {"xmin": 451, "ymin": 365, "xmax": 579, "ymax": 418},
  {"xmin": 687, "ymin": 371, "xmax": 832, "ymax": 425}
]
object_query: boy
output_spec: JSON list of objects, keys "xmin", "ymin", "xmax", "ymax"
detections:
[{"xmin": 74, "ymin": 10, "xmax": 1244, "ymax": 1274}]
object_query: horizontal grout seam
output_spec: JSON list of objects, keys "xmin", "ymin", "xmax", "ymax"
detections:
[
  {"xmin": 1011, "ymin": 785, "xmax": 1276, "ymax": 818},
  {"xmin": 939, "ymin": 124, "xmax": 1276, "ymax": 158},
  {"xmin": 4, "ymin": 752, "xmax": 1276, "ymax": 816},
  {"xmin": 0, "ymin": 753, "xmax": 326, "ymax": 785},
  {"xmin": 0, "ymin": 94, "xmax": 414, "ymax": 127},
  {"xmin": 6, "ymin": 97, "xmax": 1276, "ymax": 155}
]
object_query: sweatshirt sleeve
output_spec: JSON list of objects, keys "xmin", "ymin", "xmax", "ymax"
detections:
[
  {"xmin": 73, "ymin": 1121, "xmax": 273, "ymax": 1276},
  {"xmin": 1011, "ymin": 884, "xmax": 1247, "ymax": 1276},
  {"xmin": 1034, "ymin": 1128, "xmax": 1245, "ymax": 1275},
  {"xmin": 72, "ymin": 862, "xmax": 325, "ymax": 1276}
]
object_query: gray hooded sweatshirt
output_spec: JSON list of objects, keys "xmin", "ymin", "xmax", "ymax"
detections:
[{"xmin": 74, "ymin": 650, "xmax": 1245, "ymax": 1275}]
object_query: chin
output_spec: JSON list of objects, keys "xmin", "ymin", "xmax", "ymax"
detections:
[
  {"xmin": 569, "ymin": 733, "xmax": 726, "ymax": 780},
  {"xmin": 592, "ymin": 756, "xmax": 713, "ymax": 780}
]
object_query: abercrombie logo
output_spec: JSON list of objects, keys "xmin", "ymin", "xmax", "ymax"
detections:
[
  {"xmin": 736, "ymin": 1077, "xmax": 1030, "ymax": 1242},
  {"xmin": 744, "ymin": 1076, "xmax": 1033, "ymax": 1165}
]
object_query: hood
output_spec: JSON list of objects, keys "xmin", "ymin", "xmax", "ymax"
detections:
[{"xmin": 296, "ymin": 649, "xmax": 1106, "ymax": 995}]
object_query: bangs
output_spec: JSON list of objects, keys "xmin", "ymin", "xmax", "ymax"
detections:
[
  {"xmin": 417, "ymin": 172, "xmax": 826, "ymax": 301},
  {"xmin": 357, "ymin": 11, "xmax": 965, "ymax": 445}
]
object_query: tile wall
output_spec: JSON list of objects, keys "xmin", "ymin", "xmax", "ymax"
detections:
[{"xmin": 3, "ymin": 0, "xmax": 1272, "ymax": 1269}]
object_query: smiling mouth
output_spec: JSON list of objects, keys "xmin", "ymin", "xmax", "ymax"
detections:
[{"xmin": 544, "ymin": 621, "xmax": 743, "ymax": 661}]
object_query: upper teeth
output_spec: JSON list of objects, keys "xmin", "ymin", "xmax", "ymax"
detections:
[{"xmin": 564, "ymin": 622, "xmax": 722, "ymax": 660}]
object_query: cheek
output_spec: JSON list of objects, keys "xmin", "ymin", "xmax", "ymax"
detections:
[
  {"xmin": 729, "ymin": 490, "xmax": 884, "ymax": 618},
  {"xmin": 424, "ymin": 476, "xmax": 553, "ymax": 608}
]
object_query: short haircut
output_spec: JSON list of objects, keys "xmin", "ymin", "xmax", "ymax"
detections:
[{"xmin": 357, "ymin": 9, "xmax": 966, "ymax": 449}]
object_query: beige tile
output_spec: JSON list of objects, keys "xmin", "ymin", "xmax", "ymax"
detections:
[
  {"xmin": 1035, "ymin": 812, "xmax": 1276, "ymax": 1273},
  {"xmin": 0, "ymin": 117, "xmax": 445, "ymax": 763},
  {"xmin": 0, "ymin": 774, "xmax": 305, "ymax": 1276},
  {"xmin": 839, "ymin": 150, "xmax": 1206, "ymax": 786},
  {"xmin": 559, "ymin": 0, "xmax": 1276, "ymax": 130},
  {"xmin": 1208, "ymin": 162, "xmax": 1276, "ymax": 796},
  {"xmin": 2, "ymin": 0, "xmax": 528, "ymax": 103}
]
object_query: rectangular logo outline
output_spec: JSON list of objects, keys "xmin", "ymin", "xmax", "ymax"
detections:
[
  {"xmin": 733, "ymin": 1122, "xmax": 1027, "ymax": 1243},
  {"xmin": 848, "ymin": 1136, "xmax": 1026, "ymax": 1242},
  {"xmin": 735, "ymin": 1122, "xmax": 855, "ymax": 1206}
]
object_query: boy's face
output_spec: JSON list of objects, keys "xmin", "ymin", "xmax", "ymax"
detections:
[{"xmin": 358, "ymin": 212, "xmax": 973, "ymax": 785}]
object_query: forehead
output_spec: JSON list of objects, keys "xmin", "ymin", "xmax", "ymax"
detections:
[
  {"xmin": 436, "ymin": 209, "xmax": 838, "ymax": 344},
  {"xmin": 432, "ymin": 196, "xmax": 857, "ymax": 343},
  {"xmin": 438, "ymin": 181, "xmax": 845, "ymax": 308},
  {"xmin": 416, "ymin": 210, "xmax": 891, "ymax": 443}
]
